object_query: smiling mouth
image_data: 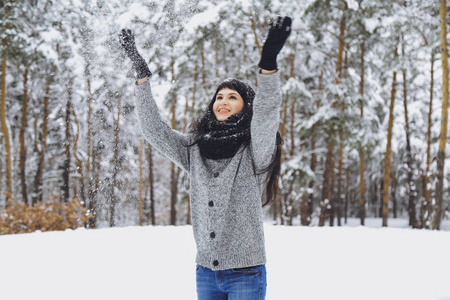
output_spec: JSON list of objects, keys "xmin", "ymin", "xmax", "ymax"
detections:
[{"xmin": 218, "ymin": 108, "xmax": 230, "ymax": 113}]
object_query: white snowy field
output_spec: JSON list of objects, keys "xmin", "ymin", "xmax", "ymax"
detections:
[{"xmin": 1, "ymin": 220, "xmax": 449, "ymax": 300}]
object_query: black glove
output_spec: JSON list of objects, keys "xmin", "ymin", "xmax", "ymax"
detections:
[
  {"xmin": 119, "ymin": 29, "xmax": 152, "ymax": 80},
  {"xmin": 258, "ymin": 16, "xmax": 292, "ymax": 71}
]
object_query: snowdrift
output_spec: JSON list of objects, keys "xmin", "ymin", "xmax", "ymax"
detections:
[{"xmin": 0, "ymin": 222, "xmax": 449, "ymax": 300}]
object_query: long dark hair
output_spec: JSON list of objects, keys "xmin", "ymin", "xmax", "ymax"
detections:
[
  {"xmin": 187, "ymin": 79, "xmax": 282, "ymax": 207},
  {"xmin": 259, "ymin": 132, "xmax": 283, "ymax": 207}
]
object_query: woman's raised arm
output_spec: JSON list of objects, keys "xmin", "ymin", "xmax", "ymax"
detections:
[
  {"xmin": 251, "ymin": 16, "xmax": 291, "ymax": 170},
  {"xmin": 119, "ymin": 29, "xmax": 190, "ymax": 171},
  {"xmin": 135, "ymin": 82, "xmax": 190, "ymax": 171}
]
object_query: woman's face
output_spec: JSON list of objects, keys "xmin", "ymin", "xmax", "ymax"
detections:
[{"xmin": 212, "ymin": 88, "xmax": 245, "ymax": 121}]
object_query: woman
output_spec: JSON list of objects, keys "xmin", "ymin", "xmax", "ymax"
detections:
[{"xmin": 120, "ymin": 15, "xmax": 291, "ymax": 300}]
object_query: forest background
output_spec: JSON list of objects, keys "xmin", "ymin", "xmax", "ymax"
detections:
[{"xmin": 1, "ymin": 0, "xmax": 450, "ymax": 233}]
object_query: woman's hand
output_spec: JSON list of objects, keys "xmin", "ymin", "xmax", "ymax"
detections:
[
  {"xmin": 119, "ymin": 29, "xmax": 138, "ymax": 57},
  {"xmin": 119, "ymin": 29, "xmax": 152, "ymax": 80},
  {"xmin": 258, "ymin": 16, "xmax": 292, "ymax": 72}
]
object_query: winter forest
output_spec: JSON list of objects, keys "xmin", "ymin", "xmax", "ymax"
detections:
[{"xmin": 1, "ymin": 0, "xmax": 450, "ymax": 233}]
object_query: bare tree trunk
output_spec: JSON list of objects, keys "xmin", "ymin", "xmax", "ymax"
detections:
[
  {"xmin": 336, "ymin": 129, "xmax": 344, "ymax": 226},
  {"xmin": 62, "ymin": 78, "xmax": 73, "ymax": 203},
  {"xmin": 86, "ymin": 71, "xmax": 97, "ymax": 227},
  {"xmin": 0, "ymin": 135, "xmax": 2, "ymax": 195},
  {"xmin": 86, "ymin": 65, "xmax": 93, "ymax": 209},
  {"xmin": 302, "ymin": 131, "xmax": 315, "ymax": 225},
  {"xmin": 379, "ymin": 178, "xmax": 383, "ymax": 218},
  {"xmin": 139, "ymin": 139, "xmax": 144, "ymax": 226},
  {"xmin": 433, "ymin": 0, "xmax": 449, "ymax": 230},
  {"xmin": 1, "ymin": 37, "xmax": 12, "ymax": 201},
  {"xmin": 170, "ymin": 162, "xmax": 178, "ymax": 225},
  {"xmin": 421, "ymin": 49, "xmax": 435, "ymax": 229},
  {"xmin": 89, "ymin": 143, "xmax": 101, "ymax": 228},
  {"xmin": 320, "ymin": 142, "xmax": 334, "ymax": 226},
  {"xmin": 368, "ymin": 178, "xmax": 373, "ymax": 217},
  {"xmin": 329, "ymin": 154, "xmax": 336, "ymax": 227},
  {"xmin": 88, "ymin": 146, "xmax": 98, "ymax": 228},
  {"xmin": 170, "ymin": 58, "xmax": 179, "ymax": 225},
  {"xmin": 71, "ymin": 103, "xmax": 85, "ymax": 203},
  {"xmin": 300, "ymin": 194, "xmax": 310, "ymax": 226},
  {"xmin": 359, "ymin": 40, "xmax": 366, "ymax": 226},
  {"xmin": 110, "ymin": 94, "xmax": 121, "ymax": 227},
  {"xmin": 382, "ymin": 44, "xmax": 398, "ymax": 227},
  {"xmin": 392, "ymin": 172, "xmax": 398, "ymax": 219},
  {"xmin": 345, "ymin": 166, "xmax": 350, "ymax": 224},
  {"xmin": 282, "ymin": 184, "xmax": 293, "ymax": 226},
  {"xmin": 147, "ymin": 145, "xmax": 155, "ymax": 225},
  {"xmin": 19, "ymin": 67, "xmax": 29, "ymax": 204},
  {"xmin": 273, "ymin": 183, "xmax": 279, "ymax": 223},
  {"xmin": 290, "ymin": 101, "xmax": 295, "ymax": 157},
  {"xmin": 33, "ymin": 64, "xmax": 56, "ymax": 205}
]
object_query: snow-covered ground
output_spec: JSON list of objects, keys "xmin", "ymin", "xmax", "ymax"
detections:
[{"xmin": 1, "ymin": 219, "xmax": 449, "ymax": 300}]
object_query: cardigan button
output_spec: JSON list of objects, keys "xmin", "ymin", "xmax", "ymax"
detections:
[
  {"xmin": 213, "ymin": 260, "xmax": 219, "ymax": 267},
  {"xmin": 208, "ymin": 201, "xmax": 214, "ymax": 207},
  {"xmin": 213, "ymin": 172, "xmax": 219, "ymax": 177},
  {"xmin": 210, "ymin": 232, "xmax": 216, "ymax": 239}
]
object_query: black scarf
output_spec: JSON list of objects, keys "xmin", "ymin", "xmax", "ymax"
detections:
[
  {"xmin": 191, "ymin": 78, "xmax": 255, "ymax": 160},
  {"xmin": 197, "ymin": 109, "xmax": 251, "ymax": 160}
]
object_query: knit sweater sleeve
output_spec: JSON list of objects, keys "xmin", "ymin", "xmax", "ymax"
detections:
[
  {"xmin": 251, "ymin": 71, "xmax": 282, "ymax": 170},
  {"xmin": 135, "ymin": 81, "xmax": 190, "ymax": 171}
]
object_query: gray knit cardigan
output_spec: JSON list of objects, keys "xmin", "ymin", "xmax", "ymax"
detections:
[{"xmin": 135, "ymin": 71, "xmax": 281, "ymax": 270}]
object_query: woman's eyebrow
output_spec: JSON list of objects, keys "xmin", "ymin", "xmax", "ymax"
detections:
[{"xmin": 217, "ymin": 92, "xmax": 238, "ymax": 96}]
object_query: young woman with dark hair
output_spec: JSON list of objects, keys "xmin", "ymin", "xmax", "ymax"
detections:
[{"xmin": 120, "ymin": 15, "xmax": 291, "ymax": 300}]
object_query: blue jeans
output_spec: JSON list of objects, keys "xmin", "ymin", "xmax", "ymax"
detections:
[{"xmin": 196, "ymin": 264, "xmax": 267, "ymax": 300}]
